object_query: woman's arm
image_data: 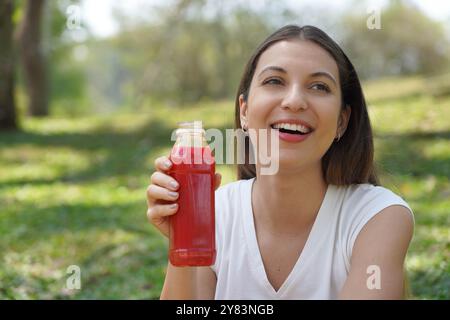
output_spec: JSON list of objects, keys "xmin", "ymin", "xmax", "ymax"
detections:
[
  {"xmin": 338, "ymin": 205, "xmax": 414, "ymax": 299},
  {"xmin": 160, "ymin": 262, "xmax": 217, "ymax": 300}
]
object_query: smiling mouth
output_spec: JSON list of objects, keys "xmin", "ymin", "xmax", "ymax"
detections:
[{"xmin": 270, "ymin": 123, "xmax": 314, "ymax": 135}]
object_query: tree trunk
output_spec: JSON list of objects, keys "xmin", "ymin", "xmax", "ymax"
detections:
[
  {"xmin": 0, "ymin": 0, "xmax": 18, "ymax": 130},
  {"xmin": 17, "ymin": 0, "xmax": 48, "ymax": 117}
]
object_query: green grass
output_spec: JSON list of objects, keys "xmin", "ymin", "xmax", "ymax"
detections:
[{"xmin": 1, "ymin": 79, "xmax": 449, "ymax": 299}]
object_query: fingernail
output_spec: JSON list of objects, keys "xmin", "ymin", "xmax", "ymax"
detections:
[
  {"xmin": 169, "ymin": 181, "xmax": 179, "ymax": 190},
  {"xmin": 168, "ymin": 191, "xmax": 178, "ymax": 198},
  {"xmin": 164, "ymin": 160, "xmax": 172, "ymax": 168},
  {"xmin": 170, "ymin": 203, "xmax": 178, "ymax": 208}
]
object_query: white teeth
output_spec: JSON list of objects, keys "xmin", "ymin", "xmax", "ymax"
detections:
[{"xmin": 272, "ymin": 122, "xmax": 311, "ymax": 133}]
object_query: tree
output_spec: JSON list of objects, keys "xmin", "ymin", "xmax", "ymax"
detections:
[
  {"xmin": 0, "ymin": 0, "xmax": 18, "ymax": 130},
  {"xmin": 16, "ymin": 0, "xmax": 49, "ymax": 116},
  {"xmin": 110, "ymin": 0, "xmax": 274, "ymax": 105},
  {"xmin": 341, "ymin": 0, "xmax": 450, "ymax": 79}
]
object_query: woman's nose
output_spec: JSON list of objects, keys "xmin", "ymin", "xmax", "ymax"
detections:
[{"xmin": 280, "ymin": 85, "xmax": 307, "ymax": 111}]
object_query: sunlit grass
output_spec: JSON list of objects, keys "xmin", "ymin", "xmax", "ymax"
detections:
[
  {"xmin": 369, "ymin": 95, "xmax": 450, "ymax": 134},
  {"xmin": 363, "ymin": 75, "xmax": 425, "ymax": 103}
]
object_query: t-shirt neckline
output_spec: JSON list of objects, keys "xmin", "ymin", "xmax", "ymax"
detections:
[{"xmin": 241, "ymin": 177, "xmax": 334, "ymax": 297}]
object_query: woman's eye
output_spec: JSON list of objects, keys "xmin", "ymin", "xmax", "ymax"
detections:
[
  {"xmin": 310, "ymin": 83, "xmax": 331, "ymax": 92},
  {"xmin": 263, "ymin": 78, "xmax": 282, "ymax": 85}
]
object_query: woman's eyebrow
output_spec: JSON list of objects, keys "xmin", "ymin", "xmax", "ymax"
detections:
[
  {"xmin": 310, "ymin": 71, "xmax": 337, "ymax": 86},
  {"xmin": 258, "ymin": 66, "xmax": 287, "ymax": 78},
  {"xmin": 258, "ymin": 66, "xmax": 338, "ymax": 86}
]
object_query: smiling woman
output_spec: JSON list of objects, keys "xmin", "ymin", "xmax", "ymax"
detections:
[
  {"xmin": 235, "ymin": 26, "xmax": 376, "ymax": 186},
  {"xmin": 147, "ymin": 24, "xmax": 415, "ymax": 300}
]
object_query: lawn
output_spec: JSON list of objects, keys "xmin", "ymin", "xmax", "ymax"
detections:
[{"xmin": 0, "ymin": 78, "xmax": 449, "ymax": 299}]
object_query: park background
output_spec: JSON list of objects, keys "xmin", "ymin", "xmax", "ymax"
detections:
[{"xmin": 0, "ymin": 0, "xmax": 449, "ymax": 299}]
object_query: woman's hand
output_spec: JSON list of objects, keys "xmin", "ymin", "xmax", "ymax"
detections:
[{"xmin": 146, "ymin": 155, "xmax": 222, "ymax": 238}]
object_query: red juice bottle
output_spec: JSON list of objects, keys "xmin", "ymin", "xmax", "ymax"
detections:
[{"xmin": 168, "ymin": 121, "xmax": 216, "ymax": 266}]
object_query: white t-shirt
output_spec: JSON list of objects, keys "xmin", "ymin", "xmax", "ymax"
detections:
[{"xmin": 211, "ymin": 178, "xmax": 413, "ymax": 300}]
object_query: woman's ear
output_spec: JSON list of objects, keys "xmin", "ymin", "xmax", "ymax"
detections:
[
  {"xmin": 239, "ymin": 94, "xmax": 248, "ymax": 130},
  {"xmin": 338, "ymin": 105, "xmax": 351, "ymax": 137}
]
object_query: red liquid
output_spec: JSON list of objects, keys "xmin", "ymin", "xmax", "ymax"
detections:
[{"xmin": 168, "ymin": 146, "xmax": 216, "ymax": 266}]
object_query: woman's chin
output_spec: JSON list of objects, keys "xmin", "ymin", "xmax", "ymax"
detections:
[
  {"xmin": 275, "ymin": 156, "xmax": 310, "ymax": 170},
  {"xmin": 254, "ymin": 150, "xmax": 319, "ymax": 174}
]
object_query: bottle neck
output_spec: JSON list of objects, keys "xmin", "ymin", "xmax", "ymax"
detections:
[{"xmin": 175, "ymin": 132, "xmax": 208, "ymax": 148}]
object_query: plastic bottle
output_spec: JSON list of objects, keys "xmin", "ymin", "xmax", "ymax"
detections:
[{"xmin": 168, "ymin": 121, "xmax": 216, "ymax": 266}]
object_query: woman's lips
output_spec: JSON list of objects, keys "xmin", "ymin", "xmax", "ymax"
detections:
[{"xmin": 275, "ymin": 129, "xmax": 312, "ymax": 142}]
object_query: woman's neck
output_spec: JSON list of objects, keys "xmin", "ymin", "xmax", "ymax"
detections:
[{"xmin": 252, "ymin": 162, "xmax": 328, "ymax": 235}]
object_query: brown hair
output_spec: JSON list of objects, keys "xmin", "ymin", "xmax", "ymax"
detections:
[{"xmin": 234, "ymin": 25, "xmax": 379, "ymax": 186}]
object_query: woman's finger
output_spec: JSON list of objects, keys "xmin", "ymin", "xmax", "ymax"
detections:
[
  {"xmin": 154, "ymin": 155, "xmax": 172, "ymax": 172},
  {"xmin": 146, "ymin": 184, "xmax": 179, "ymax": 206},
  {"xmin": 147, "ymin": 203, "xmax": 179, "ymax": 229},
  {"xmin": 150, "ymin": 171, "xmax": 179, "ymax": 191}
]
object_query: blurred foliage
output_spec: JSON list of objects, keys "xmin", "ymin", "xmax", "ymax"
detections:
[
  {"xmin": 102, "ymin": 0, "xmax": 276, "ymax": 106},
  {"xmin": 341, "ymin": 0, "xmax": 450, "ymax": 79},
  {"xmin": 10, "ymin": 0, "xmax": 449, "ymax": 114},
  {"xmin": 12, "ymin": 0, "xmax": 87, "ymax": 116},
  {"xmin": 76, "ymin": 0, "xmax": 450, "ymax": 109},
  {"xmin": 46, "ymin": 0, "xmax": 88, "ymax": 116}
]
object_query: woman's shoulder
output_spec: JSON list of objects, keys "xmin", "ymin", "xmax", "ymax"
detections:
[
  {"xmin": 334, "ymin": 183, "xmax": 414, "ymax": 234},
  {"xmin": 333, "ymin": 183, "xmax": 414, "ymax": 266},
  {"xmin": 337, "ymin": 183, "xmax": 411, "ymax": 210}
]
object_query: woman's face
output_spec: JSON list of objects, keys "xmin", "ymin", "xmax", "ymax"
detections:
[{"xmin": 240, "ymin": 39, "xmax": 350, "ymax": 172}]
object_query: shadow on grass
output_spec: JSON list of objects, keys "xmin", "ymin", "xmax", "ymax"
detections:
[
  {"xmin": 0, "ymin": 120, "xmax": 236, "ymax": 187},
  {"xmin": 70, "ymin": 236, "xmax": 167, "ymax": 299},
  {"xmin": 0, "ymin": 201, "xmax": 151, "ymax": 246},
  {"xmin": 0, "ymin": 178, "xmax": 62, "ymax": 190},
  {"xmin": 376, "ymin": 130, "xmax": 450, "ymax": 179},
  {"xmin": 0, "ymin": 118, "xmax": 174, "ymax": 184},
  {"xmin": 409, "ymin": 268, "xmax": 450, "ymax": 300},
  {"xmin": 0, "ymin": 226, "xmax": 167, "ymax": 299},
  {"xmin": 0, "ymin": 199, "xmax": 167, "ymax": 299},
  {"xmin": 367, "ymin": 92, "xmax": 426, "ymax": 106}
]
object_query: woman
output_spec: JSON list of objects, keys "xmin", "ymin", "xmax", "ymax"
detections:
[{"xmin": 146, "ymin": 25, "xmax": 414, "ymax": 299}]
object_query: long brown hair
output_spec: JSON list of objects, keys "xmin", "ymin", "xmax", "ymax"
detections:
[{"xmin": 234, "ymin": 25, "xmax": 379, "ymax": 186}]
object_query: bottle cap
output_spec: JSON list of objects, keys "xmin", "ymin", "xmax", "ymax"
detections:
[{"xmin": 176, "ymin": 120, "xmax": 205, "ymax": 136}]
